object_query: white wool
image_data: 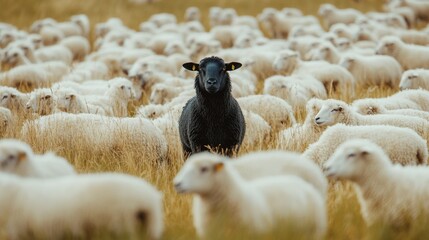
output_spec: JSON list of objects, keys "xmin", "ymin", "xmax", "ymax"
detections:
[
  {"xmin": 35, "ymin": 45, "xmax": 73, "ymax": 65},
  {"xmin": 0, "ymin": 172, "xmax": 163, "ymax": 239},
  {"xmin": 318, "ymin": 3, "xmax": 363, "ymax": 28},
  {"xmin": 0, "ymin": 86, "xmax": 29, "ymax": 113},
  {"xmin": 314, "ymin": 98, "xmax": 429, "ymax": 138},
  {"xmin": 263, "ymin": 75, "xmax": 327, "ymax": 109},
  {"xmin": 185, "ymin": 7, "xmax": 201, "ymax": 22},
  {"xmin": 241, "ymin": 110, "xmax": 271, "ymax": 150},
  {"xmin": 0, "ymin": 107, "xmax": 12, "ymax": 136},
  {"xmin": 273, "ymin": 49, "xmax": 355, "ymax": 96},
  {"xmin": 399, "ymin": 69, "xmax": 429, "ymax": 91},
  {"xmin": 354, "ymin": 100, "xmax": 429, "ymax": 121},
  {"xmin": 149, "ymin": 83, "xmax": 192, "ymax": 105},
  {"xmin": 21, "ymin": 113, "xmax": 168, "ymax": 160},
  {"xmin": 60, "ymin": 36, "xmax": 90, "ymax": 61},
  {"xmin": 26, "ymin": 88, "xmax": 59, "ymax": 116},
  {"xmin": 376, "ymin": 36, "xmax": 429, "ymax": 70},
  {"xmin": 339, "ymin": 54, "xmax": 403, "ymax": 87},
  {"xmin": 324, "ymin": 139, "xmax": 429, "ymax": 227},
  {"xmin": 61, "ymin": 61, "xmax": 110, "ymax": 82},
  {"xmin": 237, "ymin": 95, "xmax": 296, "ymax": 132},
  {"xmin": 174, "ymin": 153, "xmax": 327, "ymax": 238},
  {"xmin": 303, "ymin": 124, "xmax": 428, "ymax": 166},
  {"xmin": 70, "ymin": 14, "xmax": 90, "ymax": 37},
  {"xmin": 0, "ymin": 139, "xmax": 75, "ymax": 178}
]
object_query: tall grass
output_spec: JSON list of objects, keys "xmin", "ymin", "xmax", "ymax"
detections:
[{"xmin": 3, "ymin": 0, "xmax": 429, "ymax": 239}]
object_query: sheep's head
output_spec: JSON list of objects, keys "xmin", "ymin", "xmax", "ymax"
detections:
[
  {"xmin": 314, "ymin": 100, "xmax": 349, "ymax": 126},
  {"xmin": 0, "ymin": 139, "xmax": 32, "ymax": 173},
  {"xmin": 339, "ymin": 56, "xmax": 355, "ymax": 70},
  {"xmin": 149, "ymin": 85, "xmax": 167, "ymax": 104},
  {"xmin": 273, "ymin": 50, "xmax": 299, "ymax": 73},
  {"xmin": 375, "ymin": 36, "xmax": 400, "ymax": 56},
  {"xmin": 318, "ymin": 4, "xmax": 334, "ymax": 16},
  {"xmin": 109, "ymin": 78, "xmax": 136, "ymax": 100},
  {"xmin": 3, "ymin": 47, "xmax": 25, "ymax": 66},
  {"xmin": 352, "ymin": 99, "xmax": 384, "ymax": 115},
  {"xmin": 26, "ymin": 89, "xmax": 55, "ymax": 115},
  {"xmin": 173, "ymin": 152, "xmax": 226, "ymax": 194},
  {"xmin": 323, "ymin": 139, "xmax": 388, "ymax": 181},
  {"xmin": 55, "ymin": 88, "xmax": 77, "ymax": 112},
  {"xmin": 183, "ymin": 56, "xmax": 241, "ymax": 94},
  {"xmin": 399, "ymin": 71, "xmax": 419, "ymax": 90}
]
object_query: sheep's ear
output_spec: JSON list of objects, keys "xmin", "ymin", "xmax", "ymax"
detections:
[
  {"xmin": 183, "ymin": 62, "xmax": 199, "ymax": 71},
  {"xmin": 122, "ymin": 68, "xmax": 129, "ymax": 76},
  {"xmin": 17, "ymin": 151, "xmax": 27, "ymax": 161},
  {"xmin": 338, "ymin": 106, "xmax": 343, "ymax": 112},
  {"xmin": 360, "ymin": 150, "xmax": 369, "ymax": 157},
  {"xmin": 213, "ymin": 162, "xmax": 224, "ymax": 172},
  {"xmin": 121, "ymin": 85, "xmax": 125, "ymax": 90},
  {"xmin": 225, "ymin": 62, "xmax": 242, "ymax": 71},
  {"xmin": 70, "ymin": 94, "xmax": 76, "ymax": 100}
]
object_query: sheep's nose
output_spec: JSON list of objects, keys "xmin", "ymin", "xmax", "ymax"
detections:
[
  {"xmin": 315, "ymin": 117, "xmax": 320, "ymax": 121},
  {"xmin": 207, "ymin": 78, "xmax": 217, "ymax": 85},
  {"xmin": 174, "ymin": 182, "xmax": 181, "ymax": 189},
  {"xmin": 26, "ymin": 105, "xmax": 31, "ymax": 110},
  {"xmin": 322, "ymin": 166, "xmax": 330, "ymax": 172}
]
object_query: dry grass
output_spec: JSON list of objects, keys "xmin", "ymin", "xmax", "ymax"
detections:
[{"xmin": 2, "ymin": 0, "xmax": 429, "ymax": 239}]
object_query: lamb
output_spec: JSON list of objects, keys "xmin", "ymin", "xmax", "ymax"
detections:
[
  {"xmin": 303, "ymin": 124, "xmax": 428, "ymax": 166},
  {"xmin": 339, "ymin": 54, "xmax": 402, "ymax": 87},
  {"xmin": 237, "ymin": 95, "xmax": 296, "ymax": 132},
  {"xmin": 173, "ymin": 152, "xmax": 327, "ymax": 239},
  {"xmin": 60, "ymin": 36, "xmax": 90, "ymax": 61},
  {"xmin": 0, "ymin": 86, "xmax": 29, "ymax": 114},
  {"xmin": 85, "ymin": 77, "xmax": 136, "ymax": 117},
  {"xmin": 21, "ymin": 113, "xmax": 168, "ymax": 160},
  {"xmin": 263, "ymin": 75, "xmax": 327, "ymax": 109},
  {"xmin": 318, "ymin": 3, "xmax": 363, "ymax": 28},
  {"xmin": 278, "ymin": 98, "xmax": 326, "ymax": 152},
  {"xmin": 314, "ymin": 99, "xmax": 429, "ymax": 138},
  {"xmin": 179, "ymin": 57, "xmax": 246, "ymax": 157},
  {"xmin": 376, "ymin": 36, "xmax": 429, "ymax": 70},
  {"xmin": 0, "ymin": 172, "xmax": 163, "ymax": 239},
  {"xmin": 324, "ymin": 139, "xmax": 429, "ymax": 228},
  {"xmin": 0, "ymin": 139, "xmax": 75, "ymax": 178},
  {"xmin": 273, "ymin": 49, "xmax": 355, "ymax": 96},
  {"xmin": 399, "ymin": 69, "xmax": 429, "ymax": 90}
]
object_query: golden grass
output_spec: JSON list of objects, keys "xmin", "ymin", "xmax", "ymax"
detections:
[{"xmin": 2, "ymin": 0, "xmax": 429, "ymax": 239}]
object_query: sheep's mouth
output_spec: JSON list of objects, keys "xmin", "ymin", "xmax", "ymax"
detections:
[
  {"xmin": 205, "ymin": 86, "xmax": 218, "ymax": 94},
  {"xmin": 314, "ymin": 120, "xmax": 325, "ymax": 125}
]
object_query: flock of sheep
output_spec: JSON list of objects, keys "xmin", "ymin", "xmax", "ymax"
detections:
[{"xmin": 1, "ymin": 0, "xmax": 429, "ymax": 238}]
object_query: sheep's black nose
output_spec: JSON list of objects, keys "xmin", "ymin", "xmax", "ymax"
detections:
[
  {"xmin": 315, "ymin": 117, "xmax": 320, "ymax": 121},
  {"xmin": 207, "ymin": 78, "xmax": 217, "ymax": 85},
  {"xmin": 174, "ymin": 183, "xmax": 181, "ymax": 189}
]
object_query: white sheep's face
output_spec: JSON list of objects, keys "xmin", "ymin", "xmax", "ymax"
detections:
[
  {"xmin": 26, "ymin": 91, "xmax": 53, "ymax": 114},
  {"xmin": 4, "ymin": 48, "xmax": 21, "ymax": 65},
  {"xmin": 149, "ymin": 87, "xmax": 164, "ymax": 104},
  {"xmin": 375, "ymin": 40, "xmax": 396, "ymax": 56},
  {"xmin": 173, "ymin": 155, "xmax": 225, "ymax": 195},
  {"xmin": 0, "ymin": 93, "xmax": 12, "ymax": 108},
  {"xmin": 399, "ymin": 72, "xmax": 418, "ymax": 90},
  {"xmin": 55, "ymin": 92, "xmax": 75, "ymax": 112},
  {"xmin": 323, "ymin": 141, "xmax": 373, "ymax": 181},
  {"xmin": 118, "ymin": 84, "xmax": 136, "ymax": 100},
  {"xmin": 0, "ymin": 143, "xmax": 29, "ymax": 173},
  {"xmin": 273, "ymin": 51, "xmax": 297, "ymax": 72},
  {"xmin": 314, "ymin": 103, "xmax": 345, "ymax": 126},
  {"xmin": 339, "ymin": 57, "xmax": 354, "ymax": 70}
]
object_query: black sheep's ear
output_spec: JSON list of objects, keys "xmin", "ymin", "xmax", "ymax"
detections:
[
  {"xmin": 183, "ymin": 62, "xmax": 200, "ymax": 71},
  {"xmin": 225, "ymin": 62, "xmax": 242, "ymax": 71}
]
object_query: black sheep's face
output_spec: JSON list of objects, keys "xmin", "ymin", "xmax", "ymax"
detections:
[{"xmin": 183, "ymin": 57, "xmax": 242, "ymax": 94}]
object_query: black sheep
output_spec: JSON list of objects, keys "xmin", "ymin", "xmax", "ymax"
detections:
[{"xmin": 179, "ymin": 56, "xmax": 246, "ymax": 158}]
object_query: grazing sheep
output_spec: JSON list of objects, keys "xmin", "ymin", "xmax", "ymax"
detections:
[
  {"xmin": 376, "ymin": 36, "xmax": 429, "ymax": 69},
  {"xmin": 0, "ymin": 172, "xmax": 163, "ymax": 239},
  {"xmin": 273, "ymin": 49, "xmax": 355, "ymax": 96},
  {"xmin": 324, "ymin": 139, "xmax": 429, "ymax": 228},
  {"xmin": 173, "ymin": 152, "xmax": 327, "ymax": 239},
  {"xmin": 339, "ymin": 54, "xmax": 402, "ymax": 87},
  {"xmin": 314, "ymin": 99, "xmax": 429, "ymax": 137},
  {"xmin": 237, "ymin": 95, "xmax": 296, "ymax": 132},
  {"xmin": 303, "ymin": 124, "xmax": 428, "ymax": 166},
  {"xmin": 0, "ymin": 139, "xmax": 75, "ymax": 178},
  {"xmin": 263, "ymin": 75, "xmax": 327, "ymax": 109},
  {"xmin": 21, "ymin": 113, "xmax": 168, "ymax": 160},
  {"xmin": 318, "ymin": 3, "xmax": 363, "ymax": 28},
  {"xmin": 179, "ymin": 57, "xmax": 246, "ymax": 157},
  {"xmin": 399, "ymin": 69, "xmax": 429, "ymax": 90}
]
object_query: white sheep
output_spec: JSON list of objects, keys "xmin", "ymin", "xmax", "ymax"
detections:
[
  {"xmin": 21, "ymin": 113, "xmax": 168, "ymax": 160},
  {"xmin": 339, "ymin": 54, "xmax": 402, "ymax": 87},
  {"xmin": 376, "ymin": 36, "xmax": 429, "ymax": 70},
  {"xmin": 61, "ymin": 61, "xmax": 110, "ymax": 82},
  {"xmin": 26, "ymin": 88, "xmax": 58, "ymax": 115},
  {"xmin": 241, "ymin": 110, "xmax": 271, "ymax": 150},
  {"xmin": 278, "ymin": 98, "xmax": 326, "ymax": 152},
  {"xmin": 54, "ymin": 88, "xmax": 105, "ymax": 115},
  {"xmin": 173, "ymin": 152, "xmax": 327, "ymax": 239},
  {"xmin": 314, "ymin": 99, "xmax": 429, "ymax": 138},
  {"xmin": 60, "ymin": 36, "xmax": 90, "ymax": 61},
  {"xmin": 263, "ymin": 75, "xmax": 327, "ymax": 109},
  {"xmin": 0, "ymin": 172, "xmax": 163, "ymax": 239},
  {"xmin": 149, "ymin": 83, "xmax": 192, "ymax": 105},
  {"xmin": 0, "ymin": 139, "xmax": 75, "ymax": 178},
  {"xmin": 318, "ymin": 3, "xmax": 363, "ymax": 28},
  {"xmin": 237, "ymin": 95, "xmax": 296, "ymax": 132},
  {"xmin": 0, "ymin": 107, "xmax": 12, "ymax": 136},
  {"xmin": 399, "ymin": 68, "xmax": 429, "ymax": 90},
  {"xmin": 185, "ymin": 7, "xmax": 200, "ymax": 22},
  {"xmin": 353, "ymin": 100, "xmax": 429, "ymax": 121},
  {"xmin": 71, "ymin": 14, "xmax": 90, "ymax": 37},
  {"xmin": 273, "ymin": 49, "xmax": 355, "ymax": 96},
  {"xmin": 34, "ymin": 44, "xmax": 73, "ymax": 65},
  {"xmin": 324, "ymin": 138, "xmax": 429, "ymax": 228},
  {"xmin": 303, "ymin": 124, "xmax": 428, "ymax": 166},
  {"xmin": 0, "ymin": 86, "xmax": 29, "ymax": 113}
]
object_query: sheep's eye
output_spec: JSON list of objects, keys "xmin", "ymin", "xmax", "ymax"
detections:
[
  {"xmin": 65, "ymin": 97, "xmax": 70, "ymax": 100},
  {"xmin": 13, "ymin": 53, "xmax": 17, "ymax": 57},
  {"xmin": 347, "ymin": 153, "xmax": 356, "ymax": 158},
  {"xmin": 7, "ymin": 155, "xmax": 14, "ymax": 161},
  {"xmin": 200, "ymin": 167, "xmax": 208, "ymax": 173},
  {"xmin": 2, "ymin": 96, "xmax": 7, "ymax": 100},
  {"xmin": 331, "ymin": 109, "xmax": 338, "ymax": 112}
]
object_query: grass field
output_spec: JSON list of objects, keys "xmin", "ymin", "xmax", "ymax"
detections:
[{"xmin": 3, "ymin": 0, "xmax": 429, "ymax": 239}]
